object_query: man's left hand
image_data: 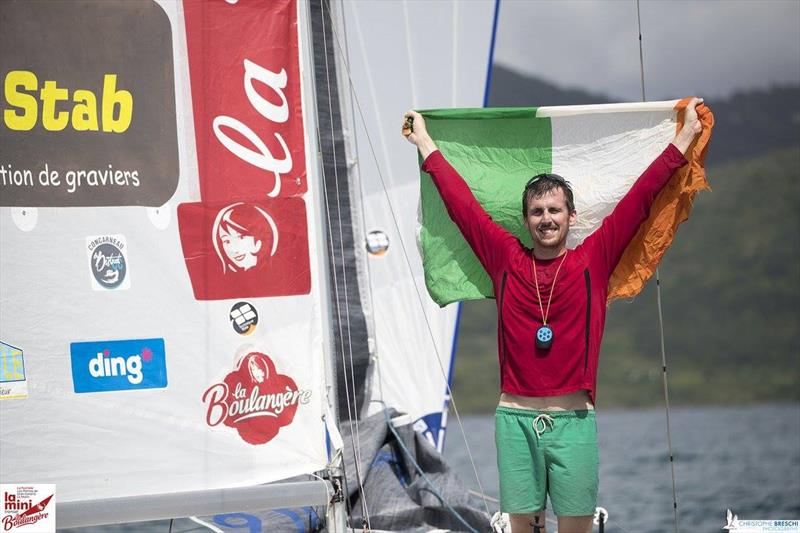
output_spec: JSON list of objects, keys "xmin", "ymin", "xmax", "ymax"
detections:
[{"xmin": 673, "ymin": 97, "xmax": 705, "ymax": 154}]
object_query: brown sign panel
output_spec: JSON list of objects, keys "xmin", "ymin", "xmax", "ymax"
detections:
[{"xmin": 0, "ymin": 0, "xmax": 178, "ymax": 207}]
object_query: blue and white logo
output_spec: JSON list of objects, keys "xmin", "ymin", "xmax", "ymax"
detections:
[
  {"xmin": 86, "ymin": 235, "xmax": 130, "ymax": 291},
  {"xmin": 70, "ymin": 338, "xmax": 167, "ymax": 393}
]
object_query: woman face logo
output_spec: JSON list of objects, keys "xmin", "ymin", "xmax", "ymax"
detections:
[
  {"xmin": 219, "ymin": 225, "xmax": 262, "ymax": 271},
  {"xmin": 212, "ymin": 203, "xmax": 279, "ymax": 273},
  {"xmin": 247, "ymin": 354, "xmax": 269, "ymax": 384}
]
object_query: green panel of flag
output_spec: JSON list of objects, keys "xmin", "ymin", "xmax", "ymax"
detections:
[{"xmin": 419, "ymin": 108, "xmax": 552, "ymax": 306}]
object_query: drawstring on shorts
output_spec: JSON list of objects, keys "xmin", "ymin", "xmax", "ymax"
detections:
[{"xmin": 532, "ymin": 413, "xmax": 554, "ymax": 439}]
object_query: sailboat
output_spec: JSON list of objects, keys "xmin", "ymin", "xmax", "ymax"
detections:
[
  {"xmin": 0, "ymin": 0, "xmax": 499, "ymax": 530},
  {"xmin": 1, "ymin": 1, "xmax": 711, "ymax": 530}
]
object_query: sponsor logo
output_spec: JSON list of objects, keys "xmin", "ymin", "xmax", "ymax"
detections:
[
  {"xmin": 86, "ymin": 235, "xmax": 130, "ymax": 290},
  {"xmin": 183, "ymin": 0, "xmax": 306, "ymax": 202},
  {"xmin": 177, "ymin": 199, "xmax": 310, "ymax": 300},
  {"xmin": 0, "ymin": 0, "xmax": 178, "ymax": 208},
  {"xmin": 0, "ymin": 341, "xmax": 27, "ymax": 400},
  {"xmin": 723, "ymin": 510, "xmax": 800, "ymax": 532},
  {"xmin": 177, "ymin": 0, "xmax": 310, "ymax": 301},
  {"xmin": 70, "ymin": 338, "xmax": 167, "ymax": 393},
  {"xmin": 1, "ymin": 484, "xmax": 55, "ymax": 532},
  {"xmin": 202, "ymin": 351, "xmax": 310, "ymax": 445},
  {"xmin": 230, "ymin": 302, "xmax": 258, "ymax": 335},
  {"xmin": 366, "ymin": 230, "xmax": 390, "ymax": 256},
  {"xmin": 214, "ymin": 203, "xmax": 278, "ymax": 273}
]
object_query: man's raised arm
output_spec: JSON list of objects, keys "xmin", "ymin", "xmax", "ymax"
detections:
[
  {"xmin": 585, "ymin": 97, "xmax": 706, "ymax": 275},
  {"xmin": 403, "ymin": 110, "xmax": 518, "ymax": 277}
]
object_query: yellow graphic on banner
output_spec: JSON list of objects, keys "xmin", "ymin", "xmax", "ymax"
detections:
[
  {"xmin": 0, "ymin": 341, "xmax": 27, "ymax": 400},
  {"xmin": 4, "ymin": 71, "xmax": 133, "ymax": 133}
]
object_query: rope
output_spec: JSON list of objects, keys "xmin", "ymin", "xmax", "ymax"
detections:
[
  {"xmin": 636, "ymin": 2, "xmax": 680, "ymax": 532},
  {"xmin": 347, "ymin": 1, "xmax": 397, "ymax": 187},
  {"xmin": 324, "ymin": 5, "xmax": 492, "ymax": 519},
  {"xmin": 301, "ymin": 0, "xmax": 354, "ymax": 510},
  {"xmin": 334, "ymin": 0, "xmax": 385, "ymax": 412},
  {"xmin": 380, "ymin": 405, "xmax": 480, "ymax": 533},
  {"xmin": 318, "ymin": 0, "xmax": 371, "ymax": 525}
]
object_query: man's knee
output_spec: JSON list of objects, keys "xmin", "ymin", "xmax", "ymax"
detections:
[{"xmin": 510, "ymin": 511, "xmax": 547, "ymax": 533}]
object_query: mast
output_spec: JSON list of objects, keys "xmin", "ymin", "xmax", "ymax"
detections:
[
  {"xmin": 308, "ymin": 0, "xmax": 374, "ymax": 424},
  {"xmin": 299, "ymin": 0, "xmax": 350, "ymax": 528}
]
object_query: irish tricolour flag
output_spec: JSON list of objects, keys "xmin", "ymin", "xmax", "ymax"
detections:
[{"xmin": 419, "ymin": 99, "xmax": 713, "ymax": 306}]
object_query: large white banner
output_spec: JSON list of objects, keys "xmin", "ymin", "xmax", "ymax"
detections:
[{"xmin": 0, "ymin": 0, "xmax": 329, "ymax": 503}]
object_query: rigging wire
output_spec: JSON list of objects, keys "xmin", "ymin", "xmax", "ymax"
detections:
[
  {"xmin": 636, "ymin": 2, "xmax": 680, "ymax": 532},
  {"xmin": 379, "ymin": 404, "xmax": 480, "ymax": 533},
  {"xmin": 335, "ymin": 0, "xmax": 384, "ymax": 413},
  {"xmin": 303, "ymin": 0, "xmax": 356, "ymax": 514},
  {"xmin": 315, "ymin": 0, "xmax": 371, "ymax": 525},
  {"xmin": 320, "ymin": 1, "xmax": 373, "ymax": 526},
  {"xmin": 324, "ymin": 4, "xmax": 492, "ymax": 519}
]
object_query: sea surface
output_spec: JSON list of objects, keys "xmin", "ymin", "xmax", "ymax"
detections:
[
  {"xmin": 442, "ymin": 403, "xmax": 800, "ymax": 533},
  {"xmin": 58, "ymin": 404, "xmax": 800, "ymax": 533}
]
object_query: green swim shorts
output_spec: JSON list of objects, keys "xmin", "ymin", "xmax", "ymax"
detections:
[{"xmin": 495, "ymin": 405, "xmax": 599, "ymax": 516}]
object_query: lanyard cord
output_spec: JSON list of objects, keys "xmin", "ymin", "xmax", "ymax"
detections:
[{"xmin": 531, "ymin": 251, "xmax": 569, "ymax": 325}]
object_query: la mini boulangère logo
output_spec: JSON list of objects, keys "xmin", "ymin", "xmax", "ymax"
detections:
[{"xmin": 1, "ymin": 485, "xmax": 55, "ymax": 533}]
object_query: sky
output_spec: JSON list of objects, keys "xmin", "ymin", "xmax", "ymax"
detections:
[{"xmin": 492, "ymin": 0, "xmax": 800, "ymax": 101}]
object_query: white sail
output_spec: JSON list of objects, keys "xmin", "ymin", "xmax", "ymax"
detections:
[
  {"xmin": 0, "ymin": 0, "xmax": 332, "ymax": 505},
  {"xmin": 330, "ymin": 0, "xmax": 498, "ymax": 450},
  {"xmin": 0, "ymin": 0, "xmax": 500, "ymax": 527}
]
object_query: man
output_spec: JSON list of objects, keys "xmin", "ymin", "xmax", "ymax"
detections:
[{"xmin": 403, "ymin": 98, "xmax": 704, "ymax": 533}]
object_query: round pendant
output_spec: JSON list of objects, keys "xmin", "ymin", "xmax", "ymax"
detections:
[{"xmin": 536, "ymin": 325, "xmax": 553, "ymax": 350}]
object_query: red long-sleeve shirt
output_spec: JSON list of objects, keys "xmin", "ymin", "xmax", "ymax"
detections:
[{"xmin": 421, "ymin": 145, "xmax": 688, "ymax": 404}]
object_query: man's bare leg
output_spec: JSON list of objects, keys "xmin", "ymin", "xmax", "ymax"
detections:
[
  {"xmin": 510, "ymin": 512, "xmax": 547, "ymax": 533},
  {"xmin": 556, "ymin": 515, "xmax": 593, "ymax": 533}
]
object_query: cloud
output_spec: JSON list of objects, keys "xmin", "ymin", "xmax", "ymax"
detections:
[{"xmin": 494, "ymin": 0, "xmax": 800, "ymax": 100}]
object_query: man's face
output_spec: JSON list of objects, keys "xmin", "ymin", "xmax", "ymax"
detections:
[{"xmin": 524, "ymin": 187, "xmax": 577, "ymax": 253}]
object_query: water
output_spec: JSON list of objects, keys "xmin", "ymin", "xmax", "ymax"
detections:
[
  {"xmin": 58, "ymin": 404, "xmax": 800, "ymax": 532},
  {"xmin": 442, "ymin": 403, "xmax": 800, "ymax": 532}
]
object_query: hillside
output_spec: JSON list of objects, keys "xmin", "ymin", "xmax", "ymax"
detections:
[{"xmin": 488, "ymin": 64, "xmax": 613, "ymax": 106}]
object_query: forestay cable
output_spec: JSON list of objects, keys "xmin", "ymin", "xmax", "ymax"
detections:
[
  {"xmin": 325, "ymin": 5, "xmax": 492, "ymax": 518},
  {"xmin": 636, "ymin": 2, "xmax": 680, "ymax": 532},
  {"xmin": 336, "ymin": 0, "xmax": 388, "ymax": 424},
  {"xmin": 316, "ymin": 0, "xmax": 372, "ymax": 526},
  {"xmin": 303, "ymin": 0, "xmax": 357, "ymax": 513}
]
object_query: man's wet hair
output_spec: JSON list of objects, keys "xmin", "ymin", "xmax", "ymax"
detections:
[{"xmin": 522, "ymin": 173, "xmax": 576, "ymax": 218}]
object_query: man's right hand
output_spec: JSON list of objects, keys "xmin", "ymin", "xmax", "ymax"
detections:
[{"xmin": 402, "ymin": 110, "xmax": 438, "ymax": 160}]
